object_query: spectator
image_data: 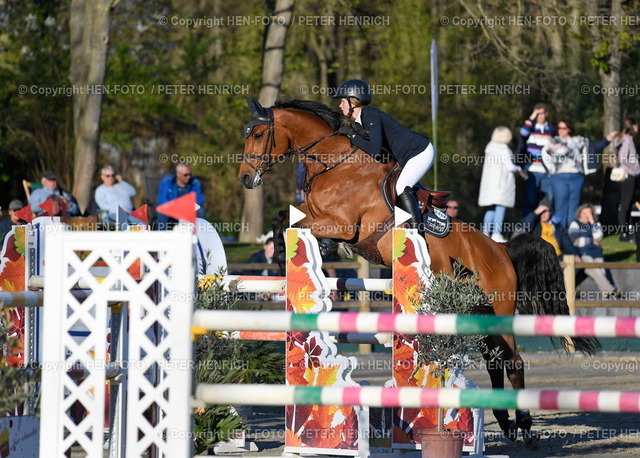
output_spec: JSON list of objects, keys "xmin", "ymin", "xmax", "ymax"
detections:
[
  {"xmin": 542, "ymin": 119, "xmax": 617, "ymax": 229},
  {"xmin": 445, "ymin": 199, "xmax": 459, "ymax": 218},
  {"xmin": 568, "ymin": 203, "xmax": 619, "ymax": 299},
  {"xmin": 613, "ymin": 118, "xmax": 639, "ymax": 242},
  {"xmin": 519, "ymin": 103, "xmax": 557, "ymax": 215},
  {"xmin": 94, "ymin": 165, "xmax": 136, "ymax": 222},
  {"xmin": 478, "ymin": 126, "xmax": 523, "ymax": 242},
  {"xmin": 0, "ymin": 200, "xmax": 26, "ymax": 243},
  {"xmin": 246, "ymin": 233, "xmax": 282, "ymax": 301},
  {"xmin": 246, "ymin": 234, "xmax": 278, "ymax": 277},
  {"xmin": 156, "ymin": 163, "xmax": 205, "ymax": 229},
  {"xmin": 29, "ymin": 170, "xmax": 80, "ymax": 216},
  {"xmin": 521, "ymin": 197, "xmax": 580, "ymax": 261}
]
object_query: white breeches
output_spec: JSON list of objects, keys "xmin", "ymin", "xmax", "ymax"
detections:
[{"xmin": 395, "ymin": 143, "xmax": 435, "ymax": 194}]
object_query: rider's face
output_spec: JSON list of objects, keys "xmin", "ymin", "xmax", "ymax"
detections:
[{"xmin": 338, "ymin": 98, "xmax": 353, "ymax": 117}]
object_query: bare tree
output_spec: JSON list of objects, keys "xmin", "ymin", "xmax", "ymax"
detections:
[
  {"xmin": 240, "ymin": 0, "xmax": 295, "ymax": 242},
  {"xmin": 69, "ymin": 0, "xmax": 119, "ymax": 213}
]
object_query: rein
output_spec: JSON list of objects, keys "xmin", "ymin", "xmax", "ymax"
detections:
[{"xmin": 299, "ymin": 144, "xmax": 358, "ymax": 193}]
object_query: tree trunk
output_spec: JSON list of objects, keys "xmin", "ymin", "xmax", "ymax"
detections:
[
  {"xmin": 599, "ymin": 0, "xmax": 622, "ymax": 166},
  {"xmin": 69, "ymin": 0, "xmax": 117, "ymax": 214},
  {"xmin": 240, "ymin": 0, "xmax": 294, "ymax": 242}
]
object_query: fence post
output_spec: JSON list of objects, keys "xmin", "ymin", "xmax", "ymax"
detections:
[
  {"xmin": 357, "ymin": 255, "xmax": 372, "ymax": 354},
  {"xmin": 563, "ymin": 255, "xmax": 576, "ymax": 316},
  {"xmin": 563, "ymin": 254, "xmax": 576, "ymax": 352}
]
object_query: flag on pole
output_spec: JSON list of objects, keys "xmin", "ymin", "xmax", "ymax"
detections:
[
  {"xmin": 130, "ymin": 204, "xmax": 149, "ymax": 224},
  {"xmin": 430, "ymin": 39, "xmax": 439, "ymax": 189},
  {"xmin": 14, "ymin": 205, "xmax": 33, "ymax": 224},
  {"xmin": 156, "ymin": 192, "xmax": 197, "ymax": 224}
]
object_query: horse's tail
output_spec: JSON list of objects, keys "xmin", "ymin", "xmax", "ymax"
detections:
[{"xmin": 506, "ymin": 233, "xmax": 600, "ymax": 356}]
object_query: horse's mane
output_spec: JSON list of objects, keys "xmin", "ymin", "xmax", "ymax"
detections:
[{"xmin": 273, "ymin": 99, "xmax": 344, "ymax": 131}]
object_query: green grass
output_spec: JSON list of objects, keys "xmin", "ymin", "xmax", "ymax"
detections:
[{"xmin": 601, "ymin": 235, "xmax": 637, "ymax": 262}]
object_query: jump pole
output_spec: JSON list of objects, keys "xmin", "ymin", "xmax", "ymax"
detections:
[{"xmin": 195, "ymin": 384, "xmax": 640, "ymax": 413}]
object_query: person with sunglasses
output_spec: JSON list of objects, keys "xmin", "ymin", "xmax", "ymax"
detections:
[
  {"xmin": 542, "ymin": 120, "xmax": 617, "ymax": 229},
  {"xmin": 445, "ymin": 199, "xmax": 459, "ymax": 218},
  {"xmin": 156, "ymin": 162, "xmax": 205, "ymax": 229},
  {"xmin": 95, "ymin": 165, "xmax": 136, "ymax": 222}
]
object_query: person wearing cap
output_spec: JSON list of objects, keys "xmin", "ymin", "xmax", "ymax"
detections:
[
  {"xmin": 332, "ymin": 79, "xmax": 435, "ymax": 232},
  {"xmin": 29, "ymin": 169, "xmax": 80, "ymax": 216},
  {"xmin": 0, "ymin": 199, "xmax": 27, "ymax": 243},
  {"xmin": 95, "ymin": 165, "xmax": 136, "ymax": 222}
]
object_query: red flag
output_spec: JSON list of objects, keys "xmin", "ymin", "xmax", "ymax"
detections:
[
  {"xmin": 39, "ymin": 197, "xmax": 55, "ymax": 217},
  {"xmin": 156, "ymin": 192, "xmax": 196, "ymax": 224},
  {"xmin": 130, "ymin": 204, "xmax": 149, "ymax": 224},
  {"xmin": 14, "ymin": 205, "xmax": 33, "ymax": 224}
]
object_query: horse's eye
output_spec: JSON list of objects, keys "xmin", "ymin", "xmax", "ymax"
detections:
[{"xmin": 254, "ymin": 132, "xmax": 263, "ymax": 140}]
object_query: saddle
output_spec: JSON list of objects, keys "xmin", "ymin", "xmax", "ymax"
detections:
[
  {"xmin": 382, "ymin": 164, "xmax": 450, "ymax": 212},
  {"xmin": 349, "ymin": 165, "xmax": 451, "ymax": 265}
]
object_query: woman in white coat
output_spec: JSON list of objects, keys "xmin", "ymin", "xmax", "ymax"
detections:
[{"xmin": 478, "ymin": 126, "xmax": 522, "ymax": 242}]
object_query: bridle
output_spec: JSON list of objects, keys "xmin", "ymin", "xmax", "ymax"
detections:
[{"xmin": 243, "ymin": 108, "xmax": 358, "ymax": 191}]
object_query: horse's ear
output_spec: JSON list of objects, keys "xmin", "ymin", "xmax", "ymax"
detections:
[
  {"xmin": 247, "ymin": 98, "xmax": 271, "ymax": 120},
  {"xmin": 247, "ymin": 98, "xmax": 259, "ymax": 114}
]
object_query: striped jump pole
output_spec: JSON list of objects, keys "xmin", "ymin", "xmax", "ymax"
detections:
[
  {"xmin": 195, "ymin": 384, "xmax": 640, "ymax": 414},
  {"xmin": 227, "ymin": 330, "xmax": 393, "ymax": 345},
  {"xmin": 218, "ymin": 275, "xmax": 392, "ymax": 293},
  {"xmin": 0, "ymin": 290, "xmax": 90, "ymax": 307},
  {"xmin": 192, "ymin": 310, "xmax": 640, "ymax": 338}
]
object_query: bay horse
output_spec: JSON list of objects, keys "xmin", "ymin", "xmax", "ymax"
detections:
[{"xmin": 238, "ymin": 99, "xmax": 599, "ymax": 447}]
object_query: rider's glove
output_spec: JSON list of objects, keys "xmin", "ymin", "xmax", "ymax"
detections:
[{"xmin": 338, "ymin": 123, "xmax": 357, "ymax": 139}]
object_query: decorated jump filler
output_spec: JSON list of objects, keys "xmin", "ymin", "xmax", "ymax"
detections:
[
  {"xmin": 390, "ymin": 208, "xmax": 478, "ymax": 450},
  {"xmin": 284, "ymin": 205, "xmax": 367, "ymax": 456}
]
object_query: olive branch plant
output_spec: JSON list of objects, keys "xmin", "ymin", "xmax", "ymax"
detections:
[{"xmin": 412, "ymin": 261, "xmax": 502, "ymax": 430}]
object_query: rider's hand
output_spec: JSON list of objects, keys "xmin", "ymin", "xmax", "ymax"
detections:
[{"xmin": 338, "ymin": 123, "xmax": 356, "ymax": 139}]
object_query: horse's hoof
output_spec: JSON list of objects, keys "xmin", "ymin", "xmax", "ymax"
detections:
[
  {"xmin": 504, "ymin": 420, "xmax": 518, "ymax": 442},
  {"xmin": 318, "ymin": 242, "xmax": 329, "ymax": 257},
  {"xmin": 516, "ymin": 409, "xmax": 532, "ymax": 431},
  {"xmin": 523, "ymin": 431, "xmax": 539, "ymax": 450},
  {"xmin": 336, "ymin": 242, "xmax": 353, "ymax": 259}
]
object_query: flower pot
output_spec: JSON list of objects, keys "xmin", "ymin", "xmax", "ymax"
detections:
[{"xmin": 418, "ymin": 429, "xmax": 465, "ymax": 458}]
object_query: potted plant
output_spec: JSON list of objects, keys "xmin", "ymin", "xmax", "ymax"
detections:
[{"xmin": 412, "ymin": 262, "xmax": 499, "ymax": 458}]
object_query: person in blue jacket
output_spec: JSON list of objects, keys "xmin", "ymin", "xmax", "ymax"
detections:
[
  {"xmin": 332, "ymin": 79, "xmax": 435, "ymax": 230},
  {"xmin": 156, "ymin": 163, "xmax": 205, "ymax": 229}
]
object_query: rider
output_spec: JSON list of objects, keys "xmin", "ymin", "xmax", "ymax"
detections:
[{"xmin": 333, "ymin": 79, "xmax": 435, "ymax": 230}]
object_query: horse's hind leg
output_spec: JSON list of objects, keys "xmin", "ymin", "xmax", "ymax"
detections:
[
  {"xmin": 503, "ymin": 335, "xmax": 539, "ymax": 450},
  {"xmin": 483, "ymin": 335, "xmax": 519, "ymax": 442}
]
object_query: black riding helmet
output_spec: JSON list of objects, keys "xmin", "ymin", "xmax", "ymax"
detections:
[{"xmin": 332, "ymin": 79, "xmax": 372, "ymax": 105}]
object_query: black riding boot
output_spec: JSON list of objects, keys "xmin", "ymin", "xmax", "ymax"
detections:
[{"xmin": 396, "ymin": 186, "xmax": 423, "ymax": 232}]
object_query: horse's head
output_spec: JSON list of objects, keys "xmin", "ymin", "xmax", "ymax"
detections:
[{"xmin": 239, "ymin": 99, "xmax": 290, "ymax": 189}]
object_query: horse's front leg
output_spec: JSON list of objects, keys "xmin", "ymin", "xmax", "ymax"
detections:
[{"xmin": 272, "ymin": 209, "xmax": 289, "ymax": 273}]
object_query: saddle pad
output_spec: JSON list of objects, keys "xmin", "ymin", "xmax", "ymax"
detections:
[{"xmin": 423, "ymin": 207, "xmax": 451, "ymax": 238}]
